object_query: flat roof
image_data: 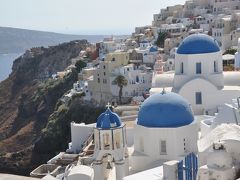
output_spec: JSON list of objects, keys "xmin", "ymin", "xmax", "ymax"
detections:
[
  {"xmin": 123, "ymin": 166, "xmax": 163, "ymax": 180},
  {"xmin": 222, "ymin": 86, "xmax": 240, "ymax": 91},
  {"xmin": 222, "ymin": 54, "xmax": 234, "ymax": 60},
  {"xmin": 0, "ymin": 174, "xmax": 39, "ymax": 180}
]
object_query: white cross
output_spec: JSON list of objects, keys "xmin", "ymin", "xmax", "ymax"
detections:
[{"xmin": 106, "ymin": 102, "xmax": 111, "ymax": 109}]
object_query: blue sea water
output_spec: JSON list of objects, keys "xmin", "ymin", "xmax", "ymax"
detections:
[{"xmin": 0, "ymin": 53, "xmax": 22, "ymax": 82}]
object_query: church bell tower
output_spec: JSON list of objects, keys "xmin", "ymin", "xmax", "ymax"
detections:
[{"xmin": 93, "ymin": 104, "xmax": 129, "ymax": 180}]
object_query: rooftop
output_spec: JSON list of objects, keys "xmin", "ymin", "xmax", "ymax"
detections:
[{"xmin": 177, "ymin": 34, "xmax": 220, "ymax": 55}]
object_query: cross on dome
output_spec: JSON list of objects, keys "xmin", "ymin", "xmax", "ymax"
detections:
[{"xmin": 106, "ymin": 102, "xmax": 112, "ymax": 109}]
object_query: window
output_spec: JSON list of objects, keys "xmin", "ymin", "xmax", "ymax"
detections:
[
  {"xmin": 103, "ymin": 65, "xmax": 106, "ymax": 69},
  {"xmin": 195, "ymin": 92, "xmax": 202, "ymax": 104},
  {"xmin": 97, "ymin": 78, "xmax": 100, "ymax": 83},
  {"xmin": 115, "ymin": 132, "xmax": 121, "ymax": 149},
  {"xmin": 104, "ymin": 72, "xmax": 106, "ymax": 76},
  {"xmin": 180, "ymin": 62, "xmax": 184, "ymax": 74},
  {"xmin": 160, "ymin": 140, "xmax": 167, "ymax": 154},
  {"xmin": 103, "ymin": 79, "xmax": 107, "ymax": 84},
  {"xmin": 136, "ymin": 76, "xmax": 139, "ymax": 83},
  {"xmin": 214, "ymin": 61, "xmax": 217, "ymax": 72},
  {"xmin": 103, "ymin": 133, "xmax": 110, "ymax": 150},
  {"xmin": 196, "ymin": 62, "xmax": 202, "ymax": 74}
]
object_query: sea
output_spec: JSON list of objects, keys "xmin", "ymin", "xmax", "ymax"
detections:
[{"xmin": 0, "ymin": 53, "xmax": 22, "ymax": 82}]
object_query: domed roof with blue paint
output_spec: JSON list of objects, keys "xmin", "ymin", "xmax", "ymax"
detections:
[
  {"xmin": 96, "ymin": 107, "xmax": 121, "ymax": 129},
  {"xmin": 137, "ymin": 92, "xmax": 194, "ymax": 128},
  {"xmin": 140, "ymin": 40, "xmax": 149, "ymax": 43},
  {"xmin": 177, "ymin": 34, "xmax": 220, "ymax": 54},
  {"xmin": 149, "ymin": 46, "xmax": 158, "ymax": 52}
]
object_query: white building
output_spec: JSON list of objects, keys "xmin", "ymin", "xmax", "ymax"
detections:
[
  {"xmin": 98, "ymin": 37, "xmax": 126, "ymax": 60},
  {"xmin": 73, "ymin": 81, "xmax": 91, "ymax": 101},
  {"xmin": 135, "ymin": 43, "xmax": 159, "ymax": 66},
  {"xmin": 212, "ymin": 15, "xmax": 232, "ymax": 50},
  {"xmin": 194, "ymin": 16, "xmax": 207, "ymax": 26},
  {"xmin": 198, "ymin": 124, "xmax": 240, "ymax": 180},
  {"xmin": 179, "ymin": 18, "xmax": 194, "ymax": 27},
  {"xmin": 131, "ymin": 92, "xmax": 198, "ymax": 172},
  {"xmin": 235, "ymin": 38, "xmax": 240, "ymax": 69},
  {"xmin": 151, "ymin": 34, "xmax": 240, "ymax": 115},
  {"xmin": 93, "ymin": 107, "xmax": 129, "ymax": 180},
  {"xmin": 211, "ymin": 0, "xmax": 240, "ymax": 13},
  {"xmin": 88, "ymin": 52, "xmax": 153, "ymax": 104},
  {"xmin": 159, "ymin": 23, "xmax": 186, "ymax": 37},
  {"xmin": 79, "ymin": 63, "xmax": 96, "ymax": 80},
  {"xmin": 40, "ymin": 91, "xmax": 240, "ymax": 180},
  {"xmin": 110, "ymin": 64, "xmax": 153, "ymax": 97},
  {"xmin": 59, "ymin": 92, "xmax": 199, "ymax": 180},
  {"xmin": 200, "ymin": 96, "xmax": 240, "ymax": 137}
]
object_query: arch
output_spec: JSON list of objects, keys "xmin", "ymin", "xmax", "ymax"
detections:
[{"xmin": 178, "ymin": 77, "xmax": 218, "ymax": 94}]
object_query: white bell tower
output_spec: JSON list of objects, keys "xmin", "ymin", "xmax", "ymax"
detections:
[{"xmin": 93, "ymin": 104, "xmax": 129, "ymax": 180}]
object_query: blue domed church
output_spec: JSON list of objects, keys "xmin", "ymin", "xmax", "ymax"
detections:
[
  {"xmin": 65, "ymin": 91, "xmax": 199, "ymax": 180},
  {"xmin": 151, "ymin": 34, "xmax": 240, "ymax": 115},
  {"xmin": 131, "ymin": 91, "xmax": 198, "ymax": 171},
  {"xmin": 89, "ymin": 91, "xmax": 198, "ymax": 179}
]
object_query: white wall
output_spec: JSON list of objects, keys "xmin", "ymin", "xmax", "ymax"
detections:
[
  {"xmin": 174, "ymin": 52, "xmax": 223, "ymax": 91},
  {"xmin": 235, "ymin": 52, "xmax": 240, "ymax": 69},
  {"xmin": 178, "ymin": 78, "xmax": 240, "ymax": 115},
  {"xmin": 131, "ymin": 122, "xmax": 198, "ymax": 172},
  {"xmin": 70, "ymin": 122, "xmax": 94, "ymax": 153}
]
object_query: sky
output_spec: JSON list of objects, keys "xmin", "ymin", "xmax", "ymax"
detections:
[{"xmin": 0, "ymin": 0, "xmax": 186, "ymax": 35}]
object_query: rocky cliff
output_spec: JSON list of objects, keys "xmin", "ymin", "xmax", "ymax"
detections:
[{"xmin": 0, "ymin": 40, "xmax": 104, "ymax": 175}]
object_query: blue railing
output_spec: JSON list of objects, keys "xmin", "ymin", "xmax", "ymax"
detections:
[{"xmin": 178, "ymin": 153, "xmax": 198, "ymax": 180}]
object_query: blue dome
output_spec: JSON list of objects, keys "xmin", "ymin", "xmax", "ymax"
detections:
[
  {"xmin": 96, "ymin": 108, "xmax": 122, "ymax": 129},
  {"xmin": 177, "ymin": 34, "xmax": 220, "ymax": 54},
  {"xmin": 137, "ymin": 92, "xmax": 194, "ymax": 128},
  {"xmin": 150, "ymin": 46, "xmax": 158, "ymax": 52},
  {"xmin": 140, "ymin": 40, "xmax": 149, "ymax": 43}
]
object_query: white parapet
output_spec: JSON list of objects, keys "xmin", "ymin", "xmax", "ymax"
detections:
[{"xmin": 163, "ymin": 160, "xmax": 179, "ymax": 180}]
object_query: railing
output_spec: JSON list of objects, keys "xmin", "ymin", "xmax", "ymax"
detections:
[
  {"xmin": 80, "ymin": 132, "xmax": 94, "ymax": 154},
  {"xmin": 82, "ymin": 133, "xmax": 93, "ymax": 150},
  {"xmin": 178, "ymin": 153, "xmax": 198, "ymax": 180}
]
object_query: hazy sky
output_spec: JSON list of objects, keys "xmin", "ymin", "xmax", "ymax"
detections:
[{"xmin": 0, "ymin": 0, "xmax": 186, "ymax": 35}]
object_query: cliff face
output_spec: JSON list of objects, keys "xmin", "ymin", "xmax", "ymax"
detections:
[{"xmin": 0, "ymin": 40, "xmax": 103, "ymax": 175}]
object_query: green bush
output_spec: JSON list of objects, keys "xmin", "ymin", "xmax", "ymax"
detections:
[
  {"xmin": 75, "ymin": 60, "xmax": 87, "ymax": 72},
  {"xmin": 155, "ymin": 32, "xmax": 169, "ymax": 47},
  {"xmin": 223, "ymin": 48, "xmax": 237, "ymax": 55}
]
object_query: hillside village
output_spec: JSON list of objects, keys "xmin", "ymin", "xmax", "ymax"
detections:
[
  {"xmin": 50, "ymin": 0, "xmax": 240, "ymax": 108},
  {"xmin": 13, "ymin": 0, "xmax": 240, "ymax": 180}
]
